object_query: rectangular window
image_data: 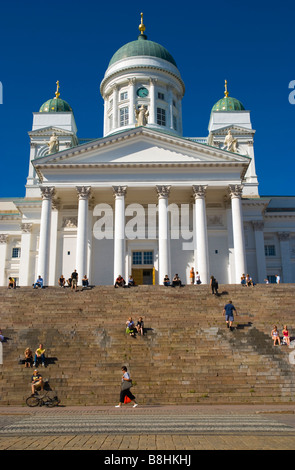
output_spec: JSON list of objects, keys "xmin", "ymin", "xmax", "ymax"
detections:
[
  {"xmin": 158, "ymin": 92, "xmax": 165, "ymax": 100},
  {"xmin": 143, "ymin": 251, "xmax": 153, "ymax": 265},
  {"xmin": 132, "ymin": 251, "xmax": 142, "ymax": 265},
  {"xmin": 12, "ymin": 247, "xmax": 21, "ymax": 258},
  {"xmin": 173, "ymin": 115, "xmax": 177, "ymax": 130},
  {"xmin": 157, "ymin": 107, "xmax": 166, "ymax": 126},
  {"xmin": 264, "ymin": 245, "xmax": 276, "ymax": 256},
  {"xmin": 109, "ymin": 114, "xmax": 113, "ymax": 131},
  {"xmin": 120, "ymin": 91, "xmax": 128, "ymax": 101},
  {"xmin": 120, "ymin": 107, "xmax": 129, "ymax": 126}
]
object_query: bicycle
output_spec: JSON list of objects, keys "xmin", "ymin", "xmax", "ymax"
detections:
[{"xmin": 26, "ymin": 389, "xmax": 60, "ymax": 407}]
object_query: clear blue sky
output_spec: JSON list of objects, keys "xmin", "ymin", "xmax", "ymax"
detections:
[{"xmin": 0, "ymin": 0, "xmax": 294, "ymax": 197}]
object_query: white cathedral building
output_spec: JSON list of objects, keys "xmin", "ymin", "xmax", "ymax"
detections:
[{"xmin": 1, "ymin": 15, "xmax": 295, "ymax": 287}]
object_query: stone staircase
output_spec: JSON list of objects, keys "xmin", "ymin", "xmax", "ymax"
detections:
[{"xmin": 0, "ymin": 284, "xmax": 295, "ymax": 406}]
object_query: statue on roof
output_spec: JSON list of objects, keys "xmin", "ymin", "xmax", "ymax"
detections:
[
  {"xmin": 48, "ymin": 132, "xmax": 59, "ymax": 154},
  {"xmin": 224, "ymin": 129, "xmax": 238, "ymax": 153},
  {"xmin": 134, "ymin": 105, "xmax": 149, "ymax": 127}
]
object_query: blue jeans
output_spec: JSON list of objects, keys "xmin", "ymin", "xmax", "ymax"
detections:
[{"xmin": 34, "ymin": 354, "xmax": 45, "ymax": 365}]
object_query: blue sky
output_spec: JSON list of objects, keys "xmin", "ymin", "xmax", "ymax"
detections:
[{"xmin": 0, "ymin": 0, "xmax": 294, "ymax": 197}]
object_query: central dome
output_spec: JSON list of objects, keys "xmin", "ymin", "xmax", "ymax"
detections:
[{"xmin": 108, "ymin": 34, "xmax": 178, "ymax": 68}]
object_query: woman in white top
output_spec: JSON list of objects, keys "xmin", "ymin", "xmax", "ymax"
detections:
[{"xmin": 115, "ymin": 366, "xmax": 138, "ymax": 408}]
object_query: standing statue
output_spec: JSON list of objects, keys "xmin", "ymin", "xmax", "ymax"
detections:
[
  {"xmin": 48, "ymin": 132, "xmax": 59, "ymax": 154},
  {"xmin": 224, "ymin": 130, "xmax": 238, "ymax": 153},
  {"xmin": 134, "ymin": 105, "xmax": 149, "ymax": 127}
]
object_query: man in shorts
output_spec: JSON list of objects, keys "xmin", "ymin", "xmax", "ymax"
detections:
[
  {"xmin": 71, "ymin": 269, "xmax": 78, "ymax": 291},
  {"xmin": 223, "ymin": 300, "xmax": 237, "ymax": 331},
  {"xmin": 31, "ymin": 369, "xmax": 44, "ymax": 395}
]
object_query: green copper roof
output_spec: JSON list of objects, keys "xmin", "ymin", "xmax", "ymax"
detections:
[
  {"xmin": 212, "ymin": 96, "xmax": 245, "ymax": 112},
  {"xmin": 108, "ymin": 34, "xmax": 177, "ymax": 68},
  {"xmin": 39, "ymin": 97, "xmax": 72, "ymax": 113}
]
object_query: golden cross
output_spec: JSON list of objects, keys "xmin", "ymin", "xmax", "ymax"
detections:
[
  {"xmin": 224, "ymin": 80, "xmax": 229, "ymax": 98},
  {"xmin": 139, "ymin": 12, "xmax": 146, "ymax": 35},
  {"xmin": 55, "ymin": 80, "xmax": 60, "ymax": 99}
]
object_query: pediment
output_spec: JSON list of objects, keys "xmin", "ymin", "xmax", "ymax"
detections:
[
  {"xmin": 29, "ymin": 126, "xmax": 75, "ymax": 137},
  {"xmin": 33, "ymin": 127, "xmax": 250, "ymax": 169},
  {"xmin": 210, "ymin": 124, "xmax": 255, "ymax": 136}
]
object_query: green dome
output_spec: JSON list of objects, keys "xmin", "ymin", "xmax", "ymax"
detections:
[
  {"xmin": 39, "ymin": 97, "xmax": 72, "ymax": 113},
  {"xmin": 108, "ymin": 34, "xmax": 178, "ymax": 68},
  {"xmin": 212, "ymin": 96, "xmax": 245, "ymax": 112}
]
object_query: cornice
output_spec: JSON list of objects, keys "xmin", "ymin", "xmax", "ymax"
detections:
[
  {"xmin": 100, "ymin": 64, "xmax": 185, "ymax": 96},
  {"xmin": 32, "ymin": 127, "xmax": 251, "ymax": 167}
]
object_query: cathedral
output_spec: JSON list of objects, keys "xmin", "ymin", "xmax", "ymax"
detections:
[{"xmin": 1, "ymin": 15, "xmax": 294, "ymax": 287}]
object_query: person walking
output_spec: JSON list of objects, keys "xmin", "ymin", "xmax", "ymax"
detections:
[
  {"xmin": 189, "ymin": 267, "xmax": 195, "ymax": 285},
  {"xmin": 115, "ymin": 366, "xmax": 138, "ymax": 408},
  {"xmin": 223, "ymin": 300, "xmax": 237, "ymax": 331},
  {"xmin": 210, "ymin": 275, "xmax": 218, "ymax": 295}
]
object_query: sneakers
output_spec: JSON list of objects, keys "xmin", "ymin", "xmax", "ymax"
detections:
[
  {"xmin": 133, "ymin": 403, "xmax": 138, "ymax": 408},
  {"xmin": 115, "ymin": 405, "xmax": 121, "ymax": 408}
]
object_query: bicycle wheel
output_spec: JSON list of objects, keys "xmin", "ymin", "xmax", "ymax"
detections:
[
  {"xmin": 44, "ymin": 397, "xmax": 59, "ymax": 407},
  {"xmin": 26, "ymin": 395, "xmax": 40, "ymax": 407}
]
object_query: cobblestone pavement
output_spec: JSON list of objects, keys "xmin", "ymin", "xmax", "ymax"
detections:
[{"xmin": 0, "ymin": 405, "xmax": 295, "ymax": 450}]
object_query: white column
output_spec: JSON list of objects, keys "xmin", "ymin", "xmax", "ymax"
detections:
[
  {"xmin": 193, "ymin": 185, "xmax": 209, "ymax": 284},
  {"xmin": 229, "ymin": 185, "xmax": 247, "ymax": 283},
  {"xmin": 252, "ymin": 221, "xmax": 267, "ymax": 283},
  {"xmin": 76, "ymin": 187, "xmax": 91, "ymax": 285},
  {"xmin": 113, "ymin": 186, "xmax": 127, "ymax": 283},
  {"xmin": 112, "ymin": 84, "xmax": 119, "ymax": 129},
  {"xmin": 167, "ymin": 85, "xmax": 174, "ymax": 130},
  {"xmin": 37, "ymin": 186, "xmax": 55, "ymax": 285},
  {"xmin": 156, "ymin": 185, "xmax": 171, "ymax": 284},
  {"xmin": 19, "ymin": 224, "xmax": 33, "ymax": 286},
  {"xmin": 87, "ymin": 198, "xmax": 94, "ymax": 282},
  {"xmin": 0, "ymin": 235, "xmax": 8, "ymax": 286},
  {"xmin": 278, "ymin": 232, "xmax": 292, "ymax": 282},
  {"xmin": 128, "ymin": 78, "xmax": 136, "ymax": 125},
  {"xmin": 149, "ymin": 78, "xmax": 157, "ymax": 125},
  {"xmin": 48, "ymin": 201, "xmax": 59, "ymax": 286}
]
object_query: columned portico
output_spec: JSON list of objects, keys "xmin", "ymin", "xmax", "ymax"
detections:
[
  {"xmin": 0, "ymin": 235, "xmax": 8, "ymax": 286},
  {"xmin": 278, "ymin": 232, "xmax": 292, "ymax": 282},
  {"xmin": 19, "ymin": 223, "xmax": 33, "ymax": 286},
  {"xmin": 229, "ymin": 184, "xmax": 247, "ymax": 282},
  {"xmin": 37, "ymin": 186, "xmax": 55, "ymax": 285},
  {"xmin": 113, "ymin": 186, "xmax": 127, "ymax": 282},
  {"xmin": 156, "ymin": 185, "xmax": 171, "ymax": 284},
  {"xmin": 193, "ymin": 185, "xmax": 209, "ymax": 284},
  {"xmin": 76, "ymin": 186, "xmax": 91, "ymax": 285},
  {"xmin": 252, "ymin": 221, "xmax": 267, "ymax": 283}
]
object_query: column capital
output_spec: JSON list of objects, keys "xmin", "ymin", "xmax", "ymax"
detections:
[
  {"xmin": 228, "ymin": 184, "xmax": 243, "ymax": 198},
  {"xmin": 278, "ymin": 231, "xmax": 290, "ymax": 242},
  {"xmin": 192, "ymin": 185, "xmax": 207, "ymax": 199},
  {"xmin": 76, "ymin": 186, "xmax": 91, "ymax": 200},
  {"xmin": 0, "ymin": 234, "xmax": 8, "ymax": 244},
  {"xmin": 128, "ymin": 77, "xmax": 136, "ymax": 86},
  {"xmin": 156, "ymin": 185, "xmax": 171, "ymax": 198},
  {"xmin": 21, "ymin": 223, "xmax": 33, "ymax": 233},
  {"xmin": 112, "ymin": 186, "xmax": 127, "ymax": 198},
  {"xmin": 252, "ymin": 220, "xmax": 264, "ymax": 231},
  {"xmin": 149, "ymin": 77, "xmax": 158, "ymax": 85},
  {"xmin": 40, "ymin": 186, "xmax": 55, "ymax": 200}
]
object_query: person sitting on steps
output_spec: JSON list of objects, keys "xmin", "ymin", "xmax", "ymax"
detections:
[
  {"xmin": 271, "ymin": 325, "xmax": 281, "ymax": 346},
  {"xmin": 31, "ymin": 369, "xmax": 44, "ymax": 396},
  {"xmin": 114, "ymin": 275, "xmax": 126, "ymax": 288},
  {"xmin": 33, "ymin": 344, "xmax": 46, "ymax": 367}
]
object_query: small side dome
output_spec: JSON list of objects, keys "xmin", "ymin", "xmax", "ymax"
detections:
[
  {"xmin": 39, "ymin": 81, "xmax": 73, "ymax": 113},
  {"xmin": 212, "ymin": 80, "xmax": 245, "ymax": 112}
]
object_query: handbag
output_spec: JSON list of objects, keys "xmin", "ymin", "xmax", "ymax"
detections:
[{"xmin": 121, "ymin": 380, "xmax": 132, "ymax": 391}]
